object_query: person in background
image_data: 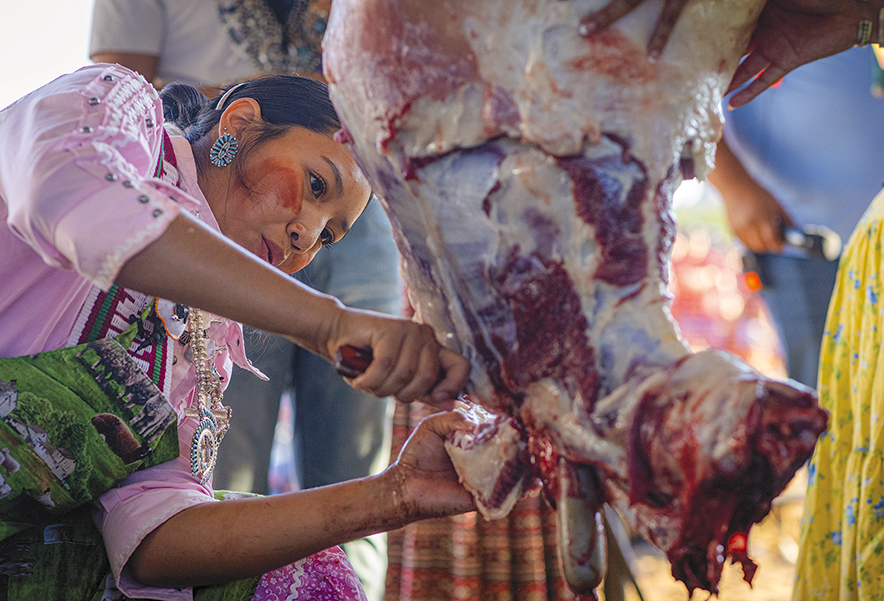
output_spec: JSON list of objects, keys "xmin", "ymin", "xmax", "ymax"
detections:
[
  {"xmin": 89, "ymin": 3, "xmax": 403, "ymax": 598},
  {"xmin": 708, "ymin": 46, "xmax": 884, "ymax": 388}
]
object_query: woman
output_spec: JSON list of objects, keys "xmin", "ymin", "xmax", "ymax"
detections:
[{"xmin": 0, "ymin": 63, "xmax": 473, "ymax": 600}]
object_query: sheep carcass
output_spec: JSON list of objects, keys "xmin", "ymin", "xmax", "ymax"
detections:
[{"xmin": 323, "ymin": 0, "xmax": 828, "ymax": 595}]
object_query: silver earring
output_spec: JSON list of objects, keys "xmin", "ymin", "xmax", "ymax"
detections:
[{"xmin": 210, "ymin": 133, "xmax": 238, "ymax": 167}]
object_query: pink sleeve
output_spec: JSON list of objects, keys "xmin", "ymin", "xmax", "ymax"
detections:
[
  {"xmin": 0, "ymin": 65, "xmax": 258, "ymax": 599},
  {"xmin": 94, "ymin": 419, "xmax": 213, "ymax": 601},
  {"xmin": 0, "ymin": 64, "xmax": 192, "ymax": 291}
]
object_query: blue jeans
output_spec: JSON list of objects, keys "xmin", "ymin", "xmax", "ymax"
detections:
[
  {"xmin": 749, "ymin": 252, "xmax": 840, "ymax": 388},
  {"xmin": 213, "ymin": 199, "xmax": 403, "ymax": 601}
]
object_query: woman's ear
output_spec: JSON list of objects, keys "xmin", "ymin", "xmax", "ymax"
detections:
[{"xmin": 218, "ymin": 98, "xmax": 263, "ymax": 137}]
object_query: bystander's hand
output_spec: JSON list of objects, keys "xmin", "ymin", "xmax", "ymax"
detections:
[
  {"xmin": 578, "ymin": 0, "xmax": 691, "ymax": 60},
  {"xmin": 708, "ymin": 139, "xmax": 793, "ymax": 253},
  {"xmin": 576, "ymin": 0, "xmax": 877, "ymax": 107},
  {"xmin": 727, "ymin": 0, "xmax": 872, "ymax": 107}
]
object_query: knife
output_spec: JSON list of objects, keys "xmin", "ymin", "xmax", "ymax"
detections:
[
  {"xmin": 782, "ymin": 225, "xmax": 842, "ymax": 261},
  {"xmin": 334, "ymin": 345, "xmax": 374, "ymax": 378}
]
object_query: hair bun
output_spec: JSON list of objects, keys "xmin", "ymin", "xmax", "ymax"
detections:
[{"xmin": 160, "ymin": 83, "xmax": 210, "ymax": 132}]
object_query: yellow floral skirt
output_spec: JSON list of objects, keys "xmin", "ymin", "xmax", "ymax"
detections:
[{"xmin": 794, "ymin": 188, "xmax": 884, "ymax": 600}]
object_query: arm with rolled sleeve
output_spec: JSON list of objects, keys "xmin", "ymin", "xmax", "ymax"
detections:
[{"xmin": 0, "ymin": 62, "xmax": 473, "ymax": 601}]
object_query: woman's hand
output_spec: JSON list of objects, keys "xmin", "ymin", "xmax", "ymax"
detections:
[
  {"xmin": 578, "ymin": 0, "xmax": 691, "ymax": 59},
  {"xmin": 727, "ymin": 0, "xmax": 864, "ymax": 108},
  {"xmin": 329, "ymin": 308, "xmax": 471, "ymax": 408},
  {"xmin": 132, "ymin": 410, "xmax": 476, "ymax": 588},
  {"xmin": 116, "ymin": 213, "xmax": 469, "ymax": 406},
  {"xmin": 386, "ymin": 411, "xmax": 477, "ymax": 522}
]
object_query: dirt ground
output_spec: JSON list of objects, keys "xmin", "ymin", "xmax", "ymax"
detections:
[{"xmin": 607, "ymin": 471, "xmax": 807, "ymax": 601}]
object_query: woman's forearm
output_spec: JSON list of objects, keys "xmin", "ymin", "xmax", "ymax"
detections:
[
  {"xmin": 128, "ymin": 410, "xmax": 477, "ymax": 589},
  {"xmin": 129, "ymin": 470, "xmax": 408, "ymax": 588},
  {"xmin": 115, "ymin": 212, "xmax": 344, "ymax": 357}
]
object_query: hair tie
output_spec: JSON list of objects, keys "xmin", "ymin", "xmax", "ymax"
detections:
[{"xmin": 215, "ymin": 82, "xmax": 249, "ymax": 111}]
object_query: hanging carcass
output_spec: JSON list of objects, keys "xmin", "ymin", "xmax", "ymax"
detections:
[{"xmin": 323, "ymin": 0, "xmax": 828, "ymax": 594}]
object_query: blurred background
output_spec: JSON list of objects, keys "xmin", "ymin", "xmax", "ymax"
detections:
[{"xmin": 0, "ymin": 0, "xmax": 93, "ymax": 110}]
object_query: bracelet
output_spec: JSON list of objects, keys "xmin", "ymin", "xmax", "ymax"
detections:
[{"xmin": 857, "ymin": 18, "xmax": 874, "ymax": 46}]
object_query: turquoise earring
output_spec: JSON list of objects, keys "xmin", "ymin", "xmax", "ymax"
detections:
[{"xmin": 210, "ymin": 132, "xmax": 238, "ymax": 167}]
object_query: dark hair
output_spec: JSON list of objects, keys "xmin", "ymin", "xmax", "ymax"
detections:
[{"xmin": 160, "ymin": 76, "xmax": 341, "ymax": 181}]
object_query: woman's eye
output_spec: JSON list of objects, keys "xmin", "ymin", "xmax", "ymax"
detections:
[
  {"xmin": 309, "ymin": 172, "xmax": 327, "ymax": 199},
  {"xmin": 320, "ymin": 228, "xmax": 336, "ymax": 246}
]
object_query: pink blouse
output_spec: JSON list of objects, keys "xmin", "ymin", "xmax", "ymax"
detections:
[{"xmin": 0, "ymin": 64, "xmax": 260, "ymax": 601}]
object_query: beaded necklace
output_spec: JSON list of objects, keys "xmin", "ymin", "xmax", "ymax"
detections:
[
  {"xmin": 161, "ymin": 132, "xmax": 230, "ymax": 484},
  {"xmin": 184, "ymin": 307, "xmax": 231, "ymax": 485}
]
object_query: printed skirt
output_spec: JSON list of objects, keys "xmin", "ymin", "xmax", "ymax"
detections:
[
  {"xmin": 793, "ymin": 188, "xmax": 884, "ymax": 600},
  {"xmin": 0, "ymin": 491, "xmax": 366, "ymax": 601}
]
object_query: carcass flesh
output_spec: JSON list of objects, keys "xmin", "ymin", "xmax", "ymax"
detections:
[{"xmin": 323, "ymin": 0, "xmax": 828, "ymax": 595}]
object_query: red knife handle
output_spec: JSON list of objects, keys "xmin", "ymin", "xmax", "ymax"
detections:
[{"xmin": 334, "ymin": 345, "xmax": 373, "ymax": 378}]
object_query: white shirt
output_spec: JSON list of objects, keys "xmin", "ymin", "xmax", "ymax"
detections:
[{"xmin": 89, "ymin": 0, "xmax": 258, "ymax": 88}]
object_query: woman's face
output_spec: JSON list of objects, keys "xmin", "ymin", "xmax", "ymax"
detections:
[{"xmin": 215, "ymin": 126, "xmax": 371, "ymax": 274}]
